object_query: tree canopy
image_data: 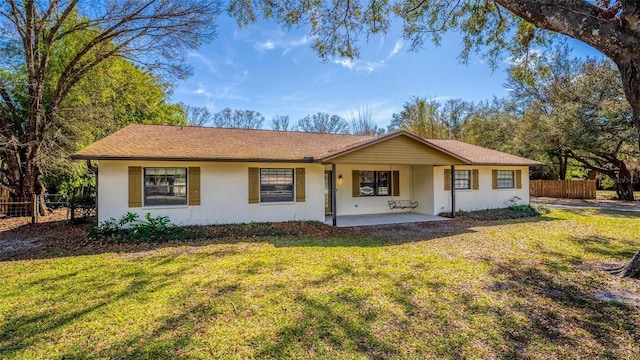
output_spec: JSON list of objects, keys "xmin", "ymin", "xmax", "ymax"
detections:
[
  {"xmin": 0, "ymin": 0, "xmax": 219, "ymax": 200},
  {"xmin": 297, "ymin": 112, "xmax": 350, "ymax": 134}
]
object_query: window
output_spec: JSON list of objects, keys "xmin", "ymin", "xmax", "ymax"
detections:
[
  {"xmin": 454, "ymin": 170, "xmax": 471, "ymax": 190},
  {"xmin": 497, "ymin": 170, "xmax": 515, "ymax": 189},
  {"xmin": 359, "ymin": 171, "xmax": 391, "ymax": 196},
  {"xmin": 144, "ymin": 167, "xmax": 187, "ymax": 206},
  {"xmin": 260, "ymin": 168, "xmax": 294, "ymax": 202}
]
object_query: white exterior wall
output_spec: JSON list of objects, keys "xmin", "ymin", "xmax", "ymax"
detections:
[
  {"xmin": 331, "ymin": 164, "xmax": 413, "ymax": 216},
  {"xmin": 412, "ymin": 165, "xmax": 434, "ymax": 215},
  {"xmin": 433, "ymin": 165, "xmax": 530, "ymax": 214},
  {"xmin": 97, "ymin": 160, "xmax": 325, "ymax": 225}
]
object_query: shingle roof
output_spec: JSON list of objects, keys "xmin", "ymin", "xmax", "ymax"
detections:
[
  {"xmin": 72, "ymin": 124, "xmax": 376, "ymax": 162},
  {"xmin": 72, "ymin": 124, "xmax": 542, "ymax": 166},
  {"xmin": 425, "ymin": 139, "xmax": 544, "ymax": 166}
]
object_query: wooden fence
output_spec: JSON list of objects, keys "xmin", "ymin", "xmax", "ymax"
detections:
[{"xmin": 529, "ymin": 180, "xmax": 596, "ymax": 199}]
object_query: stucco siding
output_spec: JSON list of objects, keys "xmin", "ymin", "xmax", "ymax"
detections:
[
  {"xmin": 432, "ymin": 166, "xmax": 530, "ymax": 214},
  {"xmin": 412, "ymin": 165, "xmax": 435, "ymax": 215},
  {"xmin": 97, "ymin": 160, "xmax": 325, "ymax": 225},
  {"xmin": 331, "ymin": 164, "xmax": 413, "ymax": 216}
]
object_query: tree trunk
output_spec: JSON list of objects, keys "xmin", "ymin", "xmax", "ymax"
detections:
[
  {"xmin": 559, "ymin": 151, "xmax": 568, "ymax": 180},
  {"xmin": 3, "ymin": 142, "xmax": 48, "ymax": 216},
  {"xmin": 614, "ymin": 161, "xmax": 635, "ymax": 200},
  {"xmin": 617, "ymin": 53, "xmax": 640, "ymax": 155},
  {"xmin": 608, "ymin": 250, "xmax": 640, "ymax": 279}
]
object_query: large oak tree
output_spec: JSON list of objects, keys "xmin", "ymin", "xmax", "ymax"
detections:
[{"xmin": 0, "ymin": 0, "xmax": 219, "ymax": 203}]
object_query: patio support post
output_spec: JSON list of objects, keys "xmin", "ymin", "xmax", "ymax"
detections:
[
  {"xmin": 450, "ymin": 165, "xmax": 456, "ymax": 218},
  {"xmin": 332, "ymin": 163, "xmax": 337, "ymax": 226}
]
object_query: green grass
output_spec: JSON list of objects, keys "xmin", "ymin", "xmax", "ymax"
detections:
[
  {"xmin": 596, "ymin": 190, "xmax": 640, "ymax": 200},
  {"xmin": 2, "ymin": 209, "xmax": 640, "ymax": 359}
]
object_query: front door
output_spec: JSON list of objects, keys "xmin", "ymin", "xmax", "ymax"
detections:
[{"xmin": 324, "ymin": 170, "xmax": 332, "ymax": 214}]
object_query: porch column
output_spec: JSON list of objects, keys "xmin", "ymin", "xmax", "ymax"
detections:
[
  {"xmin": 450, "ymin": 165, "xmax": 456, "ymax": 218},
  {"xmin": 332, "ymin": 163, "xmax": 337, "ymax": 226}
]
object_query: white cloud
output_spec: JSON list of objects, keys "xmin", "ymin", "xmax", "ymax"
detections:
[
  {"xmin": 289, "ymin": 36, "xmax": 311, "ymax": 47},
  {"xmin": 253, "ymin": 35, "xmax": 313, "ymax": 55},
  {"xmin": 181, "ymin": 84, "xmax": 248, "ymax": 102},
  {"xmin": 334, "ymin": 58, "xmax": 355, "ymax": 69},
  {"xmin": 334, "ymin": 58, "xmax": 384, "ymax": 73},
  {"xmin": 255, "ymin": 40, "xmax": 276, "ymax": 51},
  {"xmin": 187, "ymin": 51, "xmax": 218, "ymax": 74},
  {"xmin": 387, "ymin": 39, "xmax": 404, "ymax": 59}
]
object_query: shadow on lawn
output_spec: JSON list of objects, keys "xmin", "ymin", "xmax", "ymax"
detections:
[
  {"xmin": 484, "ymin": 258, "xmax": 640, "ymax": 357},
  {"xmin": 0, "ymin": 215, "xmax": 552, "ymax": 262},
  {"xmin": 2, "ymin": 243, "xmax": 639, "ymax": 359},
  {"xmin": 0, "ymin": 260, "xmax": 199, "ymax": 358}
]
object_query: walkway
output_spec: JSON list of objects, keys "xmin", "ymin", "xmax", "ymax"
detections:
[{"xmin": 325, "ymin": 212, "xmax": 450, "ymax": 227}]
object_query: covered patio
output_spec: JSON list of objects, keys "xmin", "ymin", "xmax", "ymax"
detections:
[{"xmin": 324, "ymin": 212, "xmax": 450, "ymax": 227}]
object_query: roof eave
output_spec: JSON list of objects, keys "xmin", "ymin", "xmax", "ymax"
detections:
[
  {"xmin": 71, "ymin": 155, "xmax": 321, "ymax": 163},
  {"xmin": 469, "ymin": 162, "xmax": 546, "ymax": 167},
  {"xmin": 321, "ymin": 131, "xmax": 472, "ymax": 164}
]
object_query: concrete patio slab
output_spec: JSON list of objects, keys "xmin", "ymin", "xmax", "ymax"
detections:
[{"xmin": 325, "ymin": 212, "xmax": 450, "ymax": 227}]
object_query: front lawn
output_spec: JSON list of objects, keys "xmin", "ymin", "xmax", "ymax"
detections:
[{"xmin": 1, "ymin": 209, "xmax": 639, "ymax": 359}]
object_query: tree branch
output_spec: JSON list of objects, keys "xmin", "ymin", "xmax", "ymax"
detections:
[{"xmin": 495, "ymin": 0, "xmax": 639, "ymax": 60}]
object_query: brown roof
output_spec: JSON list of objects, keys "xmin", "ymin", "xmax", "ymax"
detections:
[
  {"xmin": 72, "ymin": 124, "xmax": 376, "ymax": 162},
  {"xmin": 72, "ymin": 124, "xmax": 542, "ymax": 166},
  {"xmin": 425, "ymin": 139, "xmax": 544, "ymax": 166}
]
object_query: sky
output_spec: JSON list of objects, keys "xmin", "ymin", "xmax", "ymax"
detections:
[{"xmin": 170, "ymin": 15, "xmax": 603, "ymax": 130}]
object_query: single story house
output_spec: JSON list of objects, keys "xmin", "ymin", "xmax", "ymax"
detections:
[{"xmin": 72, "ymin": 124, "xmax": 543, "ymax": 226}]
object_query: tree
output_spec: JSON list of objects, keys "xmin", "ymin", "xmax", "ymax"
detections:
[
  {"xmin": 211, "ymin": 108, "xmax": 264, "ymax": 129},
  {"xmin": 182, "ymin": 104, "xmax": 213, "ymax": 127},
  {"xmin": 389, "ymin": 97, "xmax": 448, "ymax": 139},
  {"xmin": 350, "ymin": 105, "xmax": 385, "ymax": 135},
  {"xmin": 440, "ymin": 99, "xmax": 474, "ymax": 140},
  {"xmin": 229, "ymin": 0, "xmax": 640, "ymax": 278},
  {"xmin": 460, "ymin": 99, "xmax": 520, "ymax": 152},
  {"xmin": 0, "ymin": 0, "xmax": 218, "ymax": 203},
  {"xmin": 271, "ymin": 115, "xmax": 293, "ymax": 131},
  {"xmin": 297, "ymin": 112, "xmax": 350, "ymax": 134},
  {"xmin": 508, "ymin": 48, "xmax": 638, "ymax": 200},
  {"xmin": 44, "ymin": 56, "xmax": 186, "ymax": 196}
]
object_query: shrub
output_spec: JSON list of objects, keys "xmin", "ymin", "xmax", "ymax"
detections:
[{"xmin": 89, "ymin": 212, "xmax": 180, "ymax": 242}]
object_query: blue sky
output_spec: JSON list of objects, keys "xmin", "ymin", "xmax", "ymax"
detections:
[{"xmin": 171, "ymin": 15, "xmax": 603, "ymax": 129}]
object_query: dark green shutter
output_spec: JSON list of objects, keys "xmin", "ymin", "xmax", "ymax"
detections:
[{"xmin": 516, "ymin": 170, "xmax": 522, "ymax": 189}]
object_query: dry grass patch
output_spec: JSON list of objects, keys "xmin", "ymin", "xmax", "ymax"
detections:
[{"xmin": 1, "ymin": 209, "xmax": 639, "ymax": 359}]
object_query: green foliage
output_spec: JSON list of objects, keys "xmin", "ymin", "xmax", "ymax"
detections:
[
  {"xmin": 0, "ymin": 1, "xmax": 214, "ymax": 199},
  {"xmin": 390, "ymin": 97, "xmax": 448, "ymax": 139},
  {"xmin": 42, "ymin": 39, "xmax": 186, "ymax": 195},
  {"xmin": 601, "ymin": 177, "xmax": 615, "ymax": 190},
  {"xmin": 508, "ymin": 196, "xmax": 531, "ymax": 212},
  {"xmin": 89, "ymin": 212, "xmax": 179, "ymax": 242},
  {"xmin": 507, "ymin": 46, "xmax": 637, "ymax": 182}
]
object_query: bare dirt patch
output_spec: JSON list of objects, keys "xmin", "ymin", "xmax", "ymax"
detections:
[{"xmin": 0, "ymin": 209, "xmax": 87, "ymax": 259}]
